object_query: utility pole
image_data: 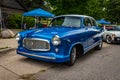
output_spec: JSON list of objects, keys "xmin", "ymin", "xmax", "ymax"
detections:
[
  {"xmin": 0, "ymin": 0, "xmax": 2, "ymax": 31},
  {"xmin": 0, "ymin": 7, "xmax": 2, "ymax": 31}
]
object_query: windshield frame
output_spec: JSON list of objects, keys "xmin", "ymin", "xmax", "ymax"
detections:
[{"xmin": 49, "ymin": 16, "xmax": 82, "ymax": 28}]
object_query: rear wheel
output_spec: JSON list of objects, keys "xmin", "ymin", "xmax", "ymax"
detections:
[
  {"xmin": 95, "ymin": 41, "xmax": 103, "ymax": 50},
  {"xmin": 67, "ymin": 47, "xmax": 77, "ymax": 66},
  {"xmin": 106, "ymin": 36, "xmax": 112, "ymax": 44}
]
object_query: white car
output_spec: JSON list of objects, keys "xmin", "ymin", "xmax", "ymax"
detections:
[{"xmin": 102, "ymin": 26, "xmax": 120, "ymax": 43}]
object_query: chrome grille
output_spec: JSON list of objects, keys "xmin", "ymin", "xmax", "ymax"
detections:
[{"xmin": 23, "ymin": 38, "xmax": 50, "ymax": 51}]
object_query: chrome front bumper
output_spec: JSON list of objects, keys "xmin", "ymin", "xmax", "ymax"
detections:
[{"xmin": 17, "ymin": 51, "xmax": 56, "ymax": 60}]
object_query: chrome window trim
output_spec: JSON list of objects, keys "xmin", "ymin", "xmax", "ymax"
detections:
[{"xmin": 23, "ymin": 38, "xmax": 50, "ymax": 51}]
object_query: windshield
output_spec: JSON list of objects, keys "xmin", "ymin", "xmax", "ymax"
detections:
[
  {"xmin": 50, "ymin": 16, "xmax": 81, "ymax": 28},
  {"xmin": 105, "ymin": 26, "xmax": 120, "ymax": 31}
]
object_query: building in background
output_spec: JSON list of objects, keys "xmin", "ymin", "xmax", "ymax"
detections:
[{"xmin": 0, "ymin": 0, "xmax": 27, "ymax": 30}]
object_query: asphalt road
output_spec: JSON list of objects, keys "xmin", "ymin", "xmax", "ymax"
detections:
[
  {"xmin": 34, "ymin": 43, "xmax": 120, "ymax": 80},
  {"xmin": 0, "ymin": 41, "xmax": 120, "ymax": 80}
]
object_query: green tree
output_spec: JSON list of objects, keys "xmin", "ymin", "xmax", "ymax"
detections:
[
  {"xmin": 7, "ymin": 14, "xmax": 34, "ymax": 29},
  {"xmin": 21, "ymin": 0, "xmax": 50, "ymax": 10},
  {"xmin": 7, "ymin": 14, "xmax": 22, "ymax": 29},
  {"xmin": 106, "ymin": 0, "xmax": 120, "ymax": 24},
  {"xmin": 46, "ymin": 0, "xmax": 106, "ymax": 19}
]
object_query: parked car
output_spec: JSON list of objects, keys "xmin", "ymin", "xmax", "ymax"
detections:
[
  {"xmin": 16, "ymin": 14, "xmax": 102, "ymax": 66},
  {"xmin": 102, "ymin": 25, "xmax": 120, "ymax": 43}
]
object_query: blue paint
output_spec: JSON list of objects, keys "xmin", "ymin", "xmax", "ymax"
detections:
[{"xmin": 16, "ymin": 15, "xmax": 102, "ymax": 63}]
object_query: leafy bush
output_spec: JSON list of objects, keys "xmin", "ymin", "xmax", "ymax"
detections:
[
  {"xmin": 23, "ymin": 16, "xmax": 35, "ymax": 29},
  {"xmin": 7, "ymin": 13, "xmax": 21, "ymax": 29},
  {"xmin": 7, "ymin": 13, "xmax": 35, "ymax": 29}
]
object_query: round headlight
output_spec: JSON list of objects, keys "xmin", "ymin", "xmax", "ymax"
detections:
[
  {"xmin": 52, "ymin": 35, "xmax": 61, "ymax": 46},
  {"xmin": 16, "ymin": 33, "xmax": 21, "ymax": 41}
]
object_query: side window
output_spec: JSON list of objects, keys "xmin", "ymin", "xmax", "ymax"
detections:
[
  {"xmin": 91, "ymin": 18, "xmax": 97, "ymax": 26},
  {"xmin": 51, "ymin": 17, "xmax": 64, "ymax": 26},
  {"xmin": 84, "ymin": 18, "xmax": 92, "ymax": 27}
]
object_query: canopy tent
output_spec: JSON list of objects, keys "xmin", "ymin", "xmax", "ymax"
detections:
[
  {"xmin": 22, "ymin": 8, "xmax": 55, "ymax": 29},
  {"xmin": 23, "ymin": 8, "xmax": 55, "ymax": 17},
  {"xmin": 97, "ymin": 19, "xmax": 111, "ymax": 25}
]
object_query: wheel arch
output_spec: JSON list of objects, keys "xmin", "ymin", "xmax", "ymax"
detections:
[
  {"xmin": 68, "ymin": 42, "xmax": 84, "ymax": 57},
  {"xmin": 106, "ymin": 34, "xmax": 111, "ymax": 37}
]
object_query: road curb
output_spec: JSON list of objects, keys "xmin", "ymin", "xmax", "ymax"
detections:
[{"xmin": 0, "ymin": 48, "xmax": 15, "ymax": 53}]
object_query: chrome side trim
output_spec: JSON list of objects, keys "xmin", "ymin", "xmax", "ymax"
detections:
[
  {"xmin": 23, "ymin": 38, "xmax": 50, "ymax": 51},
  {"xmin": 84, "ymin": 40, "xmax": 101, "ymax": 54},
  {"xmin": 17, "ymin": 51, "xmax": 56, "ymax": 60}
]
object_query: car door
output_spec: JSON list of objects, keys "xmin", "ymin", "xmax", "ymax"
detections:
[
  {"xmin": 90, "ymin": 18, "xmax": 101, "ymax": 44},
  {"xmin": 83, "ymin": 17, "xmax": 94, "ymax": 48}
]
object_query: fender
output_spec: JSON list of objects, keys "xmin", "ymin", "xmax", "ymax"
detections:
[{"xmin": 68, "ymin": 42, "xmax": 84, "ymax": 57}]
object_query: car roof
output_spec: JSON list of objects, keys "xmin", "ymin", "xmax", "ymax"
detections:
[{"xmin": 54, "ymin": 14, "xmax": 93, "ymax": 19}]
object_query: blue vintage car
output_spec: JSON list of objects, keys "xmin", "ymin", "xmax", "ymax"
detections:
[{"xmin": 16, "ymin": 15, "xmax": 102, "ymax": 65}]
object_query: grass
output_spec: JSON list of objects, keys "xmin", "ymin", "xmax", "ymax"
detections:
[
  {"xmin": 19, "ymin": 69, "xmax": 46, "ymax": 80},
  {"xmin": 20, "ymin": 74, "xmax": 37, "ymax": 80},
  {"xmin": 0, "ymin": 46, "xmax": 9, "ymax": 50}
]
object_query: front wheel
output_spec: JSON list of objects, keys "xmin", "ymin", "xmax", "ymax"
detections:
[
  {"xmin": 67, "ymin": 47, "xmax": 77, "ymax": 66},
  {"xmin": 106, "ymin": 36, "xmax": 112, "ymax": 44}
]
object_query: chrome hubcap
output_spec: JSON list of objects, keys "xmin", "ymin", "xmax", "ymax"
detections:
[
  {"xmin": 71, "ymin": 47, "xmax": 76, "ymax": 63},
  {"xmin": 107, "ymin": 36, "xmax": 111, "ymax": 43}
]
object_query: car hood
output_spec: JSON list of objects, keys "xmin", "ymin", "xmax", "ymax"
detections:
[
  {"xmin": 26, "ymin": 27, "xmax": 78, "ymax": 39},
  {"xmin": 108, "ymin": 31, "xmax": 120, "ymax": 37}
]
